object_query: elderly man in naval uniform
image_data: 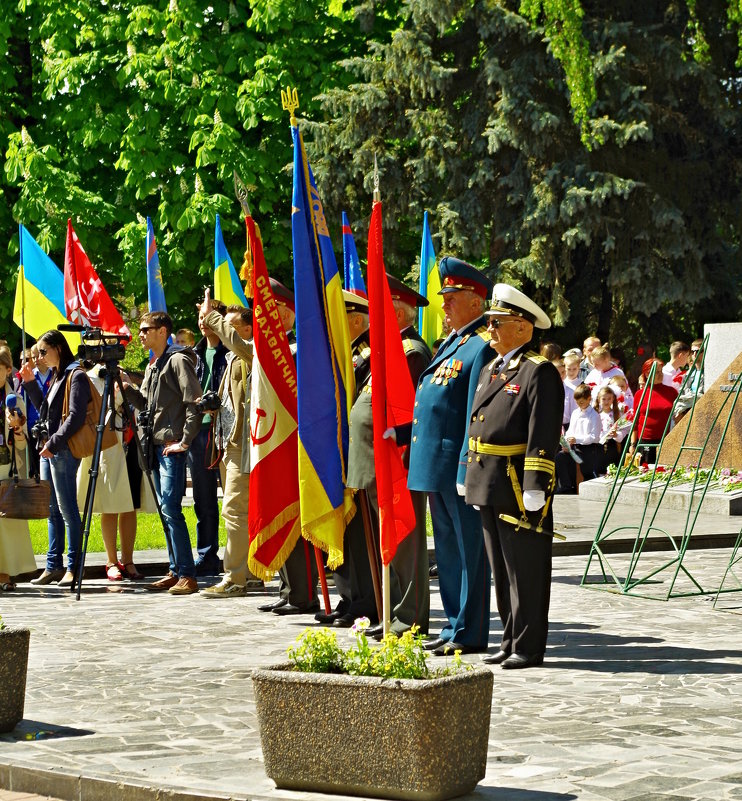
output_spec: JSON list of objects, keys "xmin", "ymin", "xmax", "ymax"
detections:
[{"xmin": 465, "ymin": 284, "xmax": 563, "ymax": 669}]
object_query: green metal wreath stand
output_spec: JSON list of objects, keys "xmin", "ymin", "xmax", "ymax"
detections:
[{"xmin": 581, "ymin": 337, "xmax": 742, "ymax": 601}]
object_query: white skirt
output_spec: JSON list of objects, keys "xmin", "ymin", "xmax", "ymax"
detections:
[
  {"xmin": 0, "ymin": 518, "xmax": 35, "ymax": 577},
  {"xmin": 77, "ymin": 432, "xmax": 134, "ymax": 514}
]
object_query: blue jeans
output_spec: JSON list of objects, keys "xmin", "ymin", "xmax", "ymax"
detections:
[
  {"xmin": 152, "ymin": 446, "xmax": 195, "ymax": 578},
  {"xmin": 187, "ymin": 427, "xmax": 221, "ymax": 565},
  {"xmin": 41, "ymin": 449, "xmax": 82, "ymax": 572}
]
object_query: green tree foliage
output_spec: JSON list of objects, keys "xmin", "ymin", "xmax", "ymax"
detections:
[
  {"xmin": 310, "ymin": 0, "xmax": 742, "ymax": 352},
  {"xmin": 1, "ymin": 0, "xmax": 741, "ymax": 358},
  {"xmin": 0, "ymin": 0, "xmax": 370, "ymax": 346}
]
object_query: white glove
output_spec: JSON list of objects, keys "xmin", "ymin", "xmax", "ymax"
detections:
[
  {"xmin": 383, "ymin": 427, "xmax": 396, "ymax": 442},
  {"xmin": 523, "ymin": 490, "xmax": 545, "ymax": 512},
  {"xmin": 456, "ymin": 483, "xmax": 466, "ymax": 497}
]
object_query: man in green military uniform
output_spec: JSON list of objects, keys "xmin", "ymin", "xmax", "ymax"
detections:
[
  {"xmin": 464, "ymin": 284, "xmax": 563, "ymax": 669},
  {"xmin": 364, "ymin": 276, "xmax": 432, "ymax": 638}
]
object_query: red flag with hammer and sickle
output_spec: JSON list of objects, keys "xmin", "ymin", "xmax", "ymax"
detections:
[
  {"xmin": 246, "ymin": 215, "xmax": 301, "ymax": 580},
  {"xmin": 63, "ymin": 219, "xmax": 130, "ymax": 339}
]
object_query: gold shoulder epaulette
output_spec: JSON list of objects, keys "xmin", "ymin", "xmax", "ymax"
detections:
[
  {"xmin": 360, "ymin": 347, "xmax": 371, "ymax": 359},
  {"xmin": 402, "ymin": 338, "xmax": 414, "ymax": 353},
  {"xmin": 526, "ymin": 350, "xmax": 547, "ymax": 364},
  {"xmin": 476, "ymin": 325, "xmax": 490, "ymax": 342}
]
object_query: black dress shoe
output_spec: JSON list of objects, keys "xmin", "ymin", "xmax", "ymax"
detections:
[
  {"xmin": 432, "ymin": 640, "xmax": 485, "ymax": 656},
  {"xmin": 257, "ymin": 598, "xmax": 287, "ymax": 613},
  {"xmin": 423, "ymin": 637, "xmax": 447, "ymax": 652},
  {"xmin": 501, "ymin": 653, "xmax": 544, "ymax": 670},
  {"xmin": 333, "ymin": 614, "xmax": 354, "ymax": 628},
  {"xmin": 482, "ymin": 649, "xmax": 510, "ymax": 665},
  {"xmin": 366, "ymin": 623, "xmax": 384, "ymax": 639},
  {"xmin": 273, "ymin": 603, "xmax": 320, "ymax": 616},
  {"xmin": 194, "ymin": 560, "xmax": 221, "ymax": 577},
  {"xmin": 314, "ymin": 609, "xmax": 342, "ymax": 624}
]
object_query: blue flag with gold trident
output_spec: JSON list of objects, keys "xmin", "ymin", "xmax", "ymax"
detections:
[
  {"xmin": 290, "ymin": 121, "xmax": 355, "ymax": 570},
  {"xmin": 146, "ymin": 217, "xmax": 167, "ymax": 313}
]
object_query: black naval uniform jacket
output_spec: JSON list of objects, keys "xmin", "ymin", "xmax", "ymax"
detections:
[{"xmin": 464, "ymin": 345, "xmax": 564, "ymax": 510}]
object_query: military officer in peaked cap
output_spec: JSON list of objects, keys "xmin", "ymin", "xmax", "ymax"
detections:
[
  {"xmin": 396, "ymin": 257, "xmax": 493, "ymax": 655},
  {"xmin": 465, "ymin": 284, "xmax": 563, "ymax": 668}
]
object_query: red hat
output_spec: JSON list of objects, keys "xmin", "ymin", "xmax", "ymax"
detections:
[
  {"xmin": 269, "ymin": 277, "xmax": 295, "ymax": 312},
  {"xmin": 386, "ymin": 274, "xmax": 428, "ymax": 308}
]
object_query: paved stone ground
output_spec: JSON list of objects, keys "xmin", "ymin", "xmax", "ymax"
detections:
[{"xmin": 1, "ymin": 496, "xmax": 741, "ymax": 801}]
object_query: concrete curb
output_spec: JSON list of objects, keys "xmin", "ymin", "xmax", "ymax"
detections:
[{"xmin": 0, "ymin": 762, "xmax": 251, "ymax": 801}]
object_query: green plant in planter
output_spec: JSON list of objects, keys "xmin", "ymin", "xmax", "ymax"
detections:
[{"xmin": 288, "ymin": 618, "xmax": 467, "ymax": 679}]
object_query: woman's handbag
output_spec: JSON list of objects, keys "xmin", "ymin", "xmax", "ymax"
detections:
[
  {"xmin": 62, "ymin": 369, "xmax": 118, "ymax": 460},
  {"xmin": 0, "ymin": 443, "xmax": 50, "ymax": 520}
]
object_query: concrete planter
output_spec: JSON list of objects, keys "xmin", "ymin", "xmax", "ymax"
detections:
[
  {"xmin": 252, "ymin": 663, "xmax": 494, "ymax": 801},
  {"xmin": 0, "ymin": 627, "xmax": 30, "ymax": 733}
]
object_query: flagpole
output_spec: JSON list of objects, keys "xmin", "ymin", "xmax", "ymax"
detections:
[
  {"xmin": 281, "ymin": 88, "xmax": 335, "ymax": 616},
  {"xmin": 19, "ymin": 225, "xmax": 27, "ymax": 360},
  {"xmin": 373, "ymin": 156, "xmax": 392, "ymax": 639}
]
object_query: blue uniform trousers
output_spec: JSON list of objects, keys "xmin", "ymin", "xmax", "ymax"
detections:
[{"xmin": 429, "ymin": 485, "xmax": 490, "ymax": 648}]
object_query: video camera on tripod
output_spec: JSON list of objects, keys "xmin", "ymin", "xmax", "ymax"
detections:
[{"xmin": 60, "ymin": 325, "xmax": 128, "ymax": 364}]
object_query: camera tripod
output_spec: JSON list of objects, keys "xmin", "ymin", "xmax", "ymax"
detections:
[{"xmin": 71, "ymin": 360, "xmax": 169, "ymax": 600}]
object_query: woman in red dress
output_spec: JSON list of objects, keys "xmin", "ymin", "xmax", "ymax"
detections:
[{"xmin": 628, "ymin": 358, "xmax": 678, "ymax": 465}]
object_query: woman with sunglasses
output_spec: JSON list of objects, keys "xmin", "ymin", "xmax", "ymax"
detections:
[{"xmin": 20, "ymin": 330, "xmax": 91, "ymax": 586}]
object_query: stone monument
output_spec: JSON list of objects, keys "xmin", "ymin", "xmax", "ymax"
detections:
[
  {"xmin": 701, "ymin": 323, "xmax": 742, "ymax": 389},
  {"xmin": 660, "ymin": 352, "xmax": 742, "ymax": 469}
]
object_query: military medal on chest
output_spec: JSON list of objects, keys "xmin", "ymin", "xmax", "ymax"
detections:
[{"xmin": 431, "ymin": 358, "xmax": 461, "ymax": 385}]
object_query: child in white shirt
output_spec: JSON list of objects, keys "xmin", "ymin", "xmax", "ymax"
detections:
[
  {"xmin": 608, "ymin": 374, "xmax": 633, "ymax": 411},
  {"xmin": 562, "ymin": 352, "xmax": 581, "ymax": 430},
  {"xmin": 556, "ymin": 383, "xmax": 602, "ymax": 492},
  {"xmin": 584, "ymin": 345, "xmax": 627, "ymax": 399},
  {"xmin": 662, "ymin": 341, "xmax": 691, "ymax": 389},
  {"xmin": 595, "ymin": 386, "xmax": 629, "ymax": 474}
]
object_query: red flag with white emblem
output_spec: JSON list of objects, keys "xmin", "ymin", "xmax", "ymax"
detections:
[
  {"xmin": 63, "ymin": 219, "xmax": 130, "ymax": 338},
  {"xmin": 367, "ymin": 200, "xmax": 416, "ymax": 564},
  {"xmin": 246, "ymin": 215, "xmax": 301, "ymax": 580}
]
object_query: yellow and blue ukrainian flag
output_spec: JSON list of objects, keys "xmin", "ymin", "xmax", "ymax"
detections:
[
  {"xmin": 146, "ymin": 217, "xmax": 167, "ymax": 313},
  {"xmin": 214, "ymin": 214, "xmax": 248, "ymax": 307},
  {"xmin": 418, "ymin": 211, "xmax": 444, "ymax": 347},
  {"xmin": 342, "ymin": 211, "xmax": 367, "ymax": 297},
  {"xmin": 291, "ymin": 123, "xmax": 355, "ymax": 569},
  {"xmin": 13, "ymin": 224, "xmax": 69, "ymax": 337}
]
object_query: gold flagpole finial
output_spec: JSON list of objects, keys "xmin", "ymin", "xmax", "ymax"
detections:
[
  {"xmin": 281, "ymin": 86, "xmax": 300, "ymax": 126},
  {"xmin": 373, "ymin": 154, "xmax": 380, "ymax": 202},
  {"xmin": 233, "ymin": 170, "xmax": 251, "ymax": 218}
]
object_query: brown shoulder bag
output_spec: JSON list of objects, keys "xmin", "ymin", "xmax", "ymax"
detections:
[{"xmin": 62, "ymin": 369, "xmax": 118, "ymax": 460}]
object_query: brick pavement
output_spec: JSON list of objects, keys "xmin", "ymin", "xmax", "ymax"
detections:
[{"xmin": 0, "ymin": 495, "xmax": 741, "ymax": 801}]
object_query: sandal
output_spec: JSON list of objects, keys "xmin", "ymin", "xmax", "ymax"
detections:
[
  {"xmin": 106, "ymin": 563, "xmax": 123, "ymax": 582},
  {"xmin": 118, "ymin": 561, "xmax": 143, "ymax": 580},
  {"xmin": 0, "ymin": 581, "xmax": 15, "ymax": 591}
]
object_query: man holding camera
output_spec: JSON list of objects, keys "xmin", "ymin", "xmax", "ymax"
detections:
[{"xmin": 124, "ymin": 311, "xmax": 203, "ymax": 595}]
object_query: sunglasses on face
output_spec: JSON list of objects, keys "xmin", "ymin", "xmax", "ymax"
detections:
[
  {"xmin": 486, "ymin": 317, "xmax": 517, "ymax": 329},
  {"xmin": 139, "ymin": 326, "xmax": 155, "ymax": 334}
]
